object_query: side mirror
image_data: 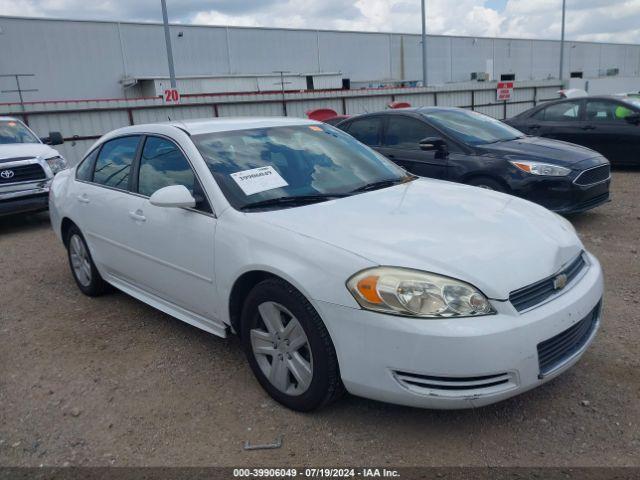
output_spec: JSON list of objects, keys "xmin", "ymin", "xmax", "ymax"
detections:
[
  {"xmin": 149, "ymin": 185, "xmax": 196, "ymax": 209},
  {"xmin": 625, "ymin": 113, "xmax": 640, "ymax": 125},
  {"xmin": 419, "ymin": 136, "xmax": 447, "ymax": 151},
  {"xmin": 42, "ymin": 131, "xmax": 64, "ymax": 145}
]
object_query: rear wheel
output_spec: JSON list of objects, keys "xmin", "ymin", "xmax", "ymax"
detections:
[
  {"xmin": 468, "ymin": 177, "xmax": 506, "ymax": 192},
  {"xmin": 241, "ymin": 278, "xmax": 344, "ymax": 411},
  {"xmin": 66, "ymin": 226, "xmax": 108, "ymax": 297}
]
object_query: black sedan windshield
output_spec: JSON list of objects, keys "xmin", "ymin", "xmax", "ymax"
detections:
[
  {"xmin": 423, "ymin": 109, "xmax": 524, "ymax": 146},
  {"xmin": 193, "ymin": 124, "xmax": 409, "ymax": 209},
  {"xmin": 0, "ymin": 120, "xmax": 40, "ymax": 145}
]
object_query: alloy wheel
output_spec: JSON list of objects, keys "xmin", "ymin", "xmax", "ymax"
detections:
[
  {"xmin": 69, "ymin": 234, "xmax": 92, "ymax": 287},
  {"xmin": 250, "ymin": 301, "xmax": 313, "ymax": 396}
]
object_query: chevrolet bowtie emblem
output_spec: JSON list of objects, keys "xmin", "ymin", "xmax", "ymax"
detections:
[{"xmin": 553, "ymin": 273, "xmax": 568, "ymax": 290}]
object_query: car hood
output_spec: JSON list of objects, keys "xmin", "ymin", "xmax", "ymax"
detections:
[
  {"xmin": 0, "ymin": 143, "xmax": 60, "ymax": 161},
  {"xmin": 477, "ymin": 136, "xmax": 601, "ymax": 167},
  {"xmin": 254, "ymin": 179, "xmax": 583, "ymax": 300}
]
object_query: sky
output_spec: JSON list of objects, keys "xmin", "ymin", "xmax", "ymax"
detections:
[{"xmin": 1, "ymin": 0, "xmax": 640, "ymax": 43}]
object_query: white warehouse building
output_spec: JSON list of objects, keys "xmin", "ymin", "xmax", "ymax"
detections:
[{"xmin": 1, "ymin": 15, "xmax": 640, "ymax": 103}]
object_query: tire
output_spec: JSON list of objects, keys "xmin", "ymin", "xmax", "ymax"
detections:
[
  {"xmin": 468, "ymin": 177, "xmax": 506, "ymax": 192},
  {"xmin": 240, "ymin": 278, "xmax": 345, "ymax": 411},
  {"xmin": 66, "ymin": 225, "xmax": 109, "ymax": 297}
]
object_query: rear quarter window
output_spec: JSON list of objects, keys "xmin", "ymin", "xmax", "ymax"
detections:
[{"xmin": 76, "ymin": 148, "xmax": 99, "ymax": 181}]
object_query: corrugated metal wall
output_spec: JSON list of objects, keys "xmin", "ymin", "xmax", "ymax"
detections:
[
  {"xmin": 0, "ymin": 15, "xmax": 637, "ymax": 103},
  {"xmin": 1, "ymin": 80, "xmax": 562, "ymax": 165}
]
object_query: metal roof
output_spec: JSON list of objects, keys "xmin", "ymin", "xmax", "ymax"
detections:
[{"xmin": 1, "ymin": 14, "xmax": 639, "ymax": 47}]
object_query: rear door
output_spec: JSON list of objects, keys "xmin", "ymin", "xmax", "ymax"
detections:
[
  {"xmin": 528, "ymin": 99, "xmax": 587, "ymax": 144},
  {"xmin": 377, "ymin": 115, "xmax": 448, "ymax": 179},
  {"xmin": 341, "ymin": 116, "xmax": 383, "ymax": 151},
  {"xmin": 74, "ymin": 135, "xmax": 143, "ymax": 281},
  {"xmin": 582, "ymin": 99, "xmax": 640, "ymax": 164}
]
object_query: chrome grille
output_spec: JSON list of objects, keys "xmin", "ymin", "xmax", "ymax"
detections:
[
  {"xmin": 0, "ymin": 163, "xmax": 46, "ymax": 184},
  {"xmin": 537, "ymin": 302, "xmax": 600, "ymax": 376},
  {"xmin": 509, "ymin": 253, "xmax": 586, "ymax": 312},
  {"xmin": 574, "ymin": 165, "xmax": 610, "ymax": 186}
]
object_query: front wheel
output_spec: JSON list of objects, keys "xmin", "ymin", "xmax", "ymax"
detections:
[{"xmin": 240, "ymin": 278, "xmax": 344, "ymax": 411}]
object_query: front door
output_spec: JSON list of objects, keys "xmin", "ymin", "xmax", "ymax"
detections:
[
  {"xmin": 123, "ymin": 135, "xmax": 218, "ymax": 320},
  {"xmin": 378, "ymin": 115, "xmax": 448, "ymax": 179},
  {"xmin": 582, "ymin": 99, "xmax": 640, "ymax": 165}
]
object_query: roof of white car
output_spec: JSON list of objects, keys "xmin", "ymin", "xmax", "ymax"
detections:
[
  {"xmin": 103, "ymin": 117, "xmax": 321, "ymax": 139},
  {"xmin": 172, "ymin": 117, "xmax": 320, "ymax": 135}
]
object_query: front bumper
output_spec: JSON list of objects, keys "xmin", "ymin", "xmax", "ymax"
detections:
[
  {"xmin": 515, "ymin": 174, "xmax": 610, "ymax": 214},
  {"xmin": 315, "ymin": 252, "xmax": 604, "ymax": 409},
  {"xmin": 511, "ymin": 157, "xmax": 611, "ymax": 214},
  {"xmin": 0, "ymin": 186, "xmax": 50, "ymax": 216}
]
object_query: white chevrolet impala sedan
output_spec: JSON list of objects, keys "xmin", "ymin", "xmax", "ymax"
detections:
[{"xmin": 50, "ymin": 118, "xmax": 603, "ymax": 411}]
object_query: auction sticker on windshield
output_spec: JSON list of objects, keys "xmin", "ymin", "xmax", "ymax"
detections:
[{"xmin": 231, "ymin": 166, "xmax": 289, "ymax": 196}]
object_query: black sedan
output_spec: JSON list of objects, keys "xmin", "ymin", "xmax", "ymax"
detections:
[
  {"xmin": 336, "ymin": 107, "xmax": 610, "ymax": 214},
  {"xmin": 505, "ymin": 95, "xmax": 640, "ymax": 166}
]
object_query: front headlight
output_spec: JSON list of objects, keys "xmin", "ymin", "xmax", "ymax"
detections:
[
  {"xmin": 510, "ymin": 160, "xmax": 571, "ymax": 177},
  {"xmin": 46, "ymin": 156, "xmax": 68, "ymax": 175},
  {"xmin": 346, "ymin": 267, "xmax": 494, "ymax": 318}
]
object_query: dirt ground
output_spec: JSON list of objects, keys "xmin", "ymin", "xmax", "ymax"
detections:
[{"xmin": 1, "ymin": 171, "xmax": 639, "ymax": 468}]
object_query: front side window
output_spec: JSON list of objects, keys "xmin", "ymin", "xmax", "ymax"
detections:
[
  {"xmin": 586, "ymin": 100, "xmax": 634, "ymax": 122},
  {"xmin": 345, "ymin": 117, "xmax": 382, "ymax": 146},
  {"xmin": 0, "ymin": 120, "xmax": 40, "ymax": 144},
  {"xmin": 421, "ymin": 109, "xmax": 523, "ymax": 146},
  {"xmin": 93, "ymin": 136, "xmax": 140, "ymax": 190},
  {"xmin": 138, "ymin": 136, "xmax": 195, "ymax": 197},
  {"xmin": 540, "ymin": 101, "xmax": 581, "ymax": 122},
  {"xmin": 385, "ymin": 117, "xmax": 439, "ymax": 149},
  {"xmin": 193, "ymin": 124, "xmax": 407, "ymax": 209}
]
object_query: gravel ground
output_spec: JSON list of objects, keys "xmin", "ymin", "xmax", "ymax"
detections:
[{"xmin": 1, "ymin": 171, "xmax": 639, "ymax": 468}]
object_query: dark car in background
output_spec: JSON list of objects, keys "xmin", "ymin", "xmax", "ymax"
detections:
[
  {"xmin": 336, "ymin": 107, "xmax": 611, "ymax": 214},
  {"xmin": 505, "ymin": 95, "xmax": 640, "ymax": 166}
]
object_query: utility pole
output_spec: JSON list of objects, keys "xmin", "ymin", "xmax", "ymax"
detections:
[
  {"xmin": 421, "ymin": 0, "xmax": 428, "ymax": 87},
  {"xmin": 273, "ymin": 71, "xmax": 291, "ymax": 116},
  {"xmin": 1, "ymin": 74, "xmax": 37, "ymax": 112},
  {"xmin": 161, "ymin": 0, "xmax": 177, "ymax": 89},
  {"xmin": 559, "ymin": 0, "xmax": 567, "ymax": 82}
]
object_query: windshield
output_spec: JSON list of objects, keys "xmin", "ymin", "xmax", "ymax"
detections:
[
  {"xmin": 0, "ymin": 120, "xmax": 40, "ymax": 145},
  {"xmin": 422, "ymin": 109, "xmax": 524, "ymax": 146},
  {"xmin": 193, "ymin": 124, "xmax": 408, "ymax": 209}
]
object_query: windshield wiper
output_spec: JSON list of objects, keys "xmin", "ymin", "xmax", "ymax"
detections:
[
  {"xmin": 350, "ymin": 175, "xmax": 417, "ymax": 194},
  {"xmin": 240, "ymin": 194, "xmax": 348, "ymax": 211}
]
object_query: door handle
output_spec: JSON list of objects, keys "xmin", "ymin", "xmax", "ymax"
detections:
[
  {"xmin": 582, "ymin": 125, "xmax": 596, "ymax": 130},
  {"xmin": 77, "ymin": 194, "xmax": 90, "ymax": 204},
  {"xmin": 386, "ymin": 153, "xmax": 396, "ymax": 159},
  {"xmin": 529, "ymin": 124, "xmax": 541, "ymax": 129},
  {"xmin": 128, "ymin": 210, "xmax": 146, "ymax": 222}
]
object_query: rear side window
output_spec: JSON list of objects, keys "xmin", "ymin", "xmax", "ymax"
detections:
[
  {"xmin": 138, "ymin": 136, "xmax": 195, "ymax": 197},
  {"xmin": 385, "ymin": 117, "xmax": 439, "ymax": 149},
  {"xmin": 76, "ymin": 148, "xmax": 99, "ymax": 181},
  {"xmin": 345, "ymin": 117, "xmax": 382, "ymax": 146},
  {"xmin": 537, "ymin": 101, "xmax": 581, "ymax": 122},
  {"xmin": 93, "ymin": 136, "xmax": 140, "ymax": 190}
]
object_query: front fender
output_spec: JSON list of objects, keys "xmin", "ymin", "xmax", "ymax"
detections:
[{"xmin": 214, "ymin": 210, "xmax": 374, "ymax": 326}]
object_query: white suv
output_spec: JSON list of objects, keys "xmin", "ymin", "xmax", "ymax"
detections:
[{"xmin": 0, "ymin": 117, "xmax": 67, "ymax": 216}]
